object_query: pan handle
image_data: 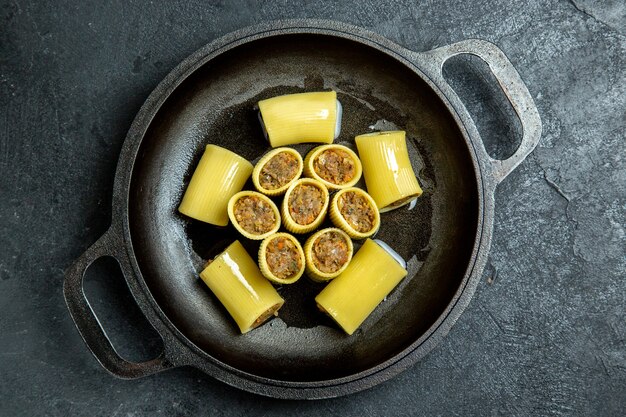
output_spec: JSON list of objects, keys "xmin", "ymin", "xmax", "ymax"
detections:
[
  {"xmin": 63, "ymin": 224, "xmax": 172, "ymax": 379},
  {"xmin": 413, "ymin": 39, "xmax": 542, "ymax": 183}
]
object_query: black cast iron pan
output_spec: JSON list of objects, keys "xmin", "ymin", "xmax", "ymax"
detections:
[{"xmin": 64, "ymin": 20, "xmax": 541, "ymax": 399}]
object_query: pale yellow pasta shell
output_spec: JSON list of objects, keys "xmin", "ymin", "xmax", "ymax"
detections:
[
  {"xmin": 258, "ymin": 233, "xmax": 306, "ymax": 285},
  {"xmin": 227, "ymin": 191, "xmax": 281, "ymax": 240},
  {"xmin": 281, "ymin": 178, "xmax": 329, "ymax": 234},
  {"xmin": 303, "ymin": 228, "xmax": 353, "ymax": 283},
  {"xmin": 258, "ymin": 91, "xmax": 339, "ymax": 147},
  {"xmin": 303, "ymin": 144, "xmax": 362, "ymax": 190},
  {"xmin": 355, "ymin": 131, "xmax": 423, "ymax": 213},
  {"xmin": 178, "ymin": 145, "xmax": 253, "ymax": 226},
  {"xmin": 329, "ymin": 187, "xmax": 380, "ymax": 239},
  {"xmin": 315, "ymin": 239, "xmax": 407, "ymax": 335},
  {"xmin": 199, "ymin": 241, "xmax": 284, "ymax": 334},
  {"xmin": 252, "ymin": 147, "xmax": 303, "ymax": 196}
]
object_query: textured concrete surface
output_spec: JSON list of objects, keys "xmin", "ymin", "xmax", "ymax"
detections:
[{"xmin": 1, "ymin": 0, "xmax": 624, "ymax": 415}]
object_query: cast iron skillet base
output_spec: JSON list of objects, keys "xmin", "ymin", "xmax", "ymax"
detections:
[{"xmin": 64, "ymin": 20, "xmax": 541, "ymax": 398}]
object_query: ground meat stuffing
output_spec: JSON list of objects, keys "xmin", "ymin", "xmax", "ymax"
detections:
[
  {"xmin": 313, "ymin": 149, "xmax": 356, "ymax": 185},
  {"xmin": 338, "ymin": 191, "xmax": 376, "ymax": 233},
  {"xmin": 288, "ymin": 184, "xmax": 324, "ymax": 225},
  {"xmin": 259, "ymin": 152, "xmax": 300, "ymax": 190},
  {"xmin": 265, "ymin": 237, "xmax": 302, "ymax": 279},
  {"xmin": 233, "ymin": 195, "xmax": 276, "ymax": 235},
  {"xmin": 251, "ymin": 303, "xmax": 281, "ymax": 329},
  {"xmin": 312, "ymin": 231, "xmax": 350, "ymax": 274}
]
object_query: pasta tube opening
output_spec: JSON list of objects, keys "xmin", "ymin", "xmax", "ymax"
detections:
[
  {"xmin": 304, "ymin": 228, "xmax": 353, "ymax": 282},
  {"xmin": 258, "ymin": 233, "xmax": 306, "ymax": 285},
  {"xmin": 252, "ymin": 147, "xmax": 303, "ymax": 196},
  {"xmin": 303, "ymin": 144, "xmax": 362, "ymax": 190},
  {"xmin": 228, "ymin": 191, "xmax": 281, "ymax": 240},
  {"xmin": 329, "ymin": 187, "xmax": 380, "ymax": 239},
  {"xmin": 281, "ymin": 178, "xmax": 329, "ymax": 234}
]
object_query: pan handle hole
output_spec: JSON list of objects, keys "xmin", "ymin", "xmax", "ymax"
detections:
[
  {"xmin": 443, "ymin": 54, "xmax": 522, "ymax": 160},
  {"xmin": 83, "ymin": 256, "xmax": 163, "ymax": 362}
]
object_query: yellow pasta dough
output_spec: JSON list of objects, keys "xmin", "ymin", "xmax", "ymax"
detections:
[
  {"xmin": 258, "ymin": 91, "xmax": 341, "ymax": 147},
  {"xmin": 178, "ymin": 145, "xmax": 253, "ymax": 226},
  {"xmin": 355, "ymin": 131, "xmax": 422, "ymax": 212},
  {"xmin": 199, "ymin": 241, "xmax": 284, "ymax": 334},
  {"xmin": 315, "ymin": 239, "xmax": 407, "ymax": 335}
]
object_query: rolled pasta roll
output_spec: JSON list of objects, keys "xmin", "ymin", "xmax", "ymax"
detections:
[
  {"xmin": 252, "ymin": 147, "xmax": 303, "ymax": 196},
  {"xmin": 258, "ymin": 233, "xmax": 306, "ymax": 285},
  {"xmin": 228, "ymin": 191, "xmax": 281, "ymax": 240},
  {"xmin": 258, "ymin": 91, "xmax": 342, "ymax": 147},
  {"xmin": 281, "ymin": 178, "xmax": 329, "ymax": 234},
  {"xmin": 315, "ymin": 239, "xmax": 407, "ymax": 335},
  {"xmin": 200, "ymin": 241, "xmax": 284, "ymax": 334},
  {"xmin": 355, "ymin": 131, "xmax": 423, "ymax": 213},
  {"xmin": 178, "ymin": 145, "xmax": 253, "ymax": 226},
  {"xmin": 303, "ymin": 228, "xmax": 353, "ymax": 282},
  {"xmin": 329, "ymin": 187, "xmax": 380, "ymax": 239},
  {"xmin": 303, "ymin": 144, "xmax": 362, "ymax": 190}
]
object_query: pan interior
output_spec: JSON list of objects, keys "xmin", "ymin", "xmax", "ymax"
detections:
[{"xmin": 129, "ymin": 34, "xmax": 478, "ymax": 382}]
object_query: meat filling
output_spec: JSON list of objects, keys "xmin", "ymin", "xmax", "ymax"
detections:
[
  {"xmin": 233, "ymin": 196, "xmax": 276, "ymax": 235},
  {"xmin": 312, "ymin": 231, "xmax": 350, "ymax": 274},
  {"xmin": 387, "ymin": 195, "xmax": 417, "ymax": 209},
  {"xmin": 259, "ymin": 152, "xmax": 300, "ymax": 190},
  {"xmin": 338, "ymin": 191, "xmax": 376, "ymax": 233},
  {"xmin": 251, "ymin": 303, "xmax": 281, "ymax": 329},
  {"xmin": 313, "ymin": 149, "xmax": 356, "ymax": 185},
  {"xmin": 265, "ymin": 237, "xmax": 302, "ymax": 279},
  {"xmin": 288, "ymin": 184, "xmax": 324, "ymax": 225}
]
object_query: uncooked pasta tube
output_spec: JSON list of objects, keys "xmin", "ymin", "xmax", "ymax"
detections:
[
  {"xmin": 252, "ymin": 147, "xmax": 303, "ymax": 196},
  {"xmin": 258, "ymin": 233, "xmax": 306, "ymax": 285},
  {"xmin": 303, "ymin": 228, "xmax": 353, "ymax": 282},
  {"xmin": 303, "ymin": 144, "xmax": 362, "ymax": 190},
  {"xmin": 281, "ymin": 178, "xmax": 329, "ymax": 234},
  {"xmin": 355, "ymin": 131, "xmax": 422, "ymax": 212},
  {"xmin": 315, "ymin": 239, "xmax": 407, "ymax": 335},
  {"xmin": 178, "ymin": 145, "xmax": 253, "ymax": 226},
  {"xmin": 329, "ymin": 187, "xmax": 380, "ymax": 239},
  {"xmin": 228, "ymin": 191, "xmax": 281, "ymax": 240},
  {"xmin": 199, "ymin": 241, "xmax": 284, "ymax": 334},
  {"xmin": 258, "ymin": 91, "xmax": 342, "ymax": 147}
]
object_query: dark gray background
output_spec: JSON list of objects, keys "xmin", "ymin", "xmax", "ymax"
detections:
[{"xmin": 1, "ymin": 0, "xmax": 624, "ymax": 415}]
